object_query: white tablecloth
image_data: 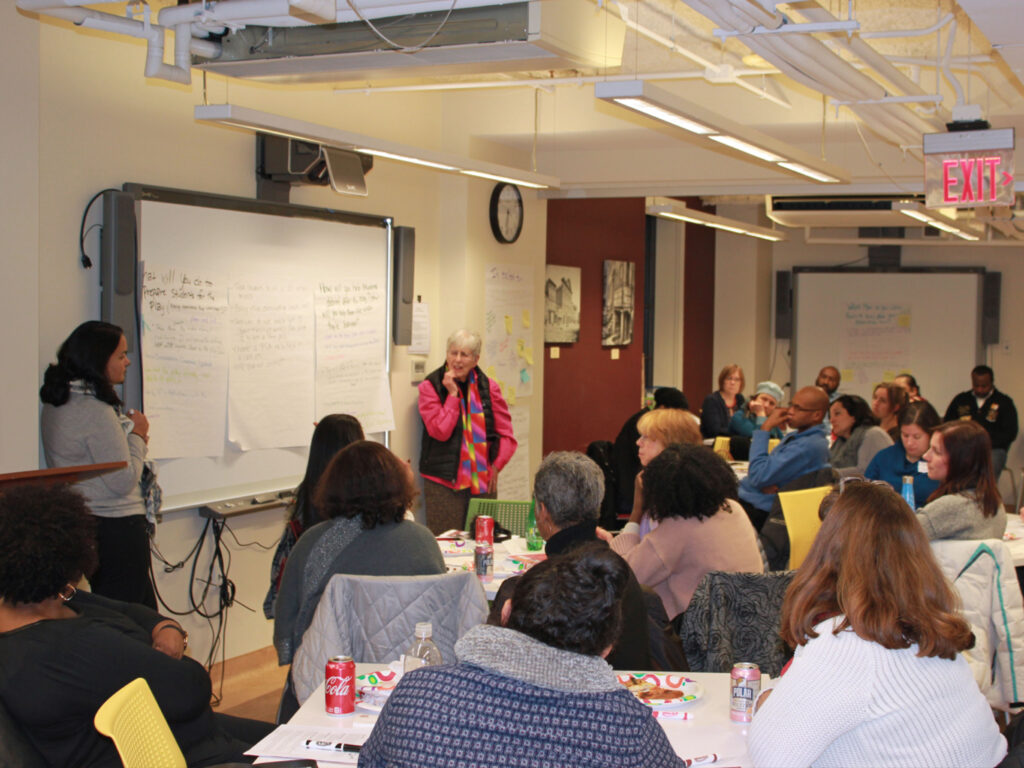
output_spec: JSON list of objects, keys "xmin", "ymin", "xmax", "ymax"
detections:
[
  {"xmin": 439, "ymin": 535, "xmax": 540, "ymax": 600},
  {"xmin": 254, "ymin": 666, "xmax": 753, "ymax": 766}
]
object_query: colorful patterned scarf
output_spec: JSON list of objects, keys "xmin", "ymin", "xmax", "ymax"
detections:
[{"xmin": 454, "ymin": 370, "xmax": 490, "ymax": 493}]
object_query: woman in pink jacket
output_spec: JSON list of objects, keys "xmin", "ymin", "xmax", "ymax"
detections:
[{"xmin": 417, "ymin": 330, "xmax": 517, "ymax": 534}]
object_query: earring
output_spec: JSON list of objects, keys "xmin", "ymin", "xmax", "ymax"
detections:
[{"xmin": 58, "ymin": 584, "xmax": 77, "ymax": 602}]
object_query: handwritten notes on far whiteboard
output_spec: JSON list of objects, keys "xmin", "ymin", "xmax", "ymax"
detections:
[
  {"xmin": 315, "ymin": 280, "xmax": 395, "ymax": 434},
  {"xmin": 228, "ymin": 279, "xmax": 315, "ymax": 451},
  {"xmin": 841, "ymin": 302, "xmax": 912, "ymax": 386},
  {"xmin": 141, "ymin": 262, "xmax": 393, "ymax": 459},
  {"xmin": 141, "ymin": 264, "xmax": 229, "ymax": 459}
]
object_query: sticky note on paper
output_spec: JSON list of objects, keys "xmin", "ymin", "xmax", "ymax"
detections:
[
  {"xmin": 486, "ymin": 366, "xmax": 497, "ymax": 380},
  {"xmin": 506, "ymin": 386, "xmax": 517, "ymax": 406},
  {"xmin": 897, "ymin": 314, "xmax": 911, "ymax": 328},
  {"xmin": 523, "ymin": 348, "xmax": 534, "ymax": 366},
  {"xmin": 842, "ymin": 369, "xmax": 854, "ymax": 380},
  {"xmin": 522, "ymin": 310, "xmax": 531, "ymax": 328},
  {"xmin": 520, "ymin": 368, "xmax": 530, "ymax": 383},
  {"xmin": 516, "ymin": 338, "xmax": 525, "ymax": 356},
  {"xmin": 504, "ymin": 315, "xmax": 513, "ymax": 334}
]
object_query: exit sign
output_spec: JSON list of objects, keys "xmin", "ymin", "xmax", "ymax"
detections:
[{"xmin": 923, "ymin": 128, "xmax": 1015, "ymax": 209}]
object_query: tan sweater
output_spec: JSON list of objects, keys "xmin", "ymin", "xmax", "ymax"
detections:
[{"xmin": 611, "ymin": 499, "xmax": 764, "ymax": 620}]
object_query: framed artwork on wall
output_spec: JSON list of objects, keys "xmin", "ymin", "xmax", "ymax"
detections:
[
  {"xmin": 602, "ymin": 260, "xmax": 634, "ymax": 346},
  {"xmin": 544, "ymin": 265, "xmax": 581, "ymax": 343}
]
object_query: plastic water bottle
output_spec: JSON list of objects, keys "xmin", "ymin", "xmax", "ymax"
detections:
[
  {"xmin": 901, "ymin": 475, "xmax": 916, "ymax": 510},
  {"xmin": 403, "ymin": 622, "xmax": 442, "ymax": 672}
]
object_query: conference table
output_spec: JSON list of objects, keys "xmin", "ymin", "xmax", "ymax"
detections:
[
  {"xmin": 250, "ymin": 663, "xmax": 754, "ymax": 766},
  {"xmin": 439, "ymin": 534, "xmax": 540, "ymax": 600}
]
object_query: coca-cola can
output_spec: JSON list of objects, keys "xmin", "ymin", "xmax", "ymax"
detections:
[
  {"xmin": 325, "ymin": 655, "xmax": 355, "ymax": 716},
  {"xmin": 474, "ymin": 544, "xmax": 494, "ymax": 582},
  {"xmin": 729, "ymin": 662, "xmax": 761, "ymax": 723},
  {"xmin": 475, "ymin": 515, "xmax": 494, "ymax": 545}
]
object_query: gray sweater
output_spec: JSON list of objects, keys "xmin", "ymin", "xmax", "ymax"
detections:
[
  {"xmin": 273, "ymin": 517, "xmax": 445, "ymax": 664},
  {"xmin": 916, "ymin": 490, "xmax": 1007, "ymax": 541},
  {"xmin": 40, "ymin": 392, "xmax": 147, "ymax": 518}
]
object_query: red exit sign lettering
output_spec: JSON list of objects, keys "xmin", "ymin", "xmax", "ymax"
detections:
[{"xmin": 923, "ymin": 129, "xmax": 1015, "ymax": 210}]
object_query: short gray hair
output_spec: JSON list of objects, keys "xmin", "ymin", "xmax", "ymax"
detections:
[
  {"xmin": 446, "ymin": 329, "xmax": 482, "ymax": 357},
  {"xmin": 533, "ymin": 451, "xmax": 604, "ymax": 528}
]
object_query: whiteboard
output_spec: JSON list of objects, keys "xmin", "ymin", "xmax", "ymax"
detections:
[
  {"xmin": 122, "ymin": 187, "xmax": 393, "ymax": 512},
  {"xmin": 792, "ymin": 269, "xmax": 983, "ymax": 411}
]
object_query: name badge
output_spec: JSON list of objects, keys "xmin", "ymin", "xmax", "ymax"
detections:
[{"xmin": 918, "ymin": 461, "xmax": 928, "ymax": 474}]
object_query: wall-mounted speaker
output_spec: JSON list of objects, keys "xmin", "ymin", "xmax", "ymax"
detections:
[
  {"xmin": 393, "ymin": 226, "xmax": 415, "ymax": 345},
  {"xmin": 100, "ymin": 190, "xmax": 138, "ymax": 353},
  {"xmin": 775, "ymin": 270, "xmax": 793, "ymax": 340}
]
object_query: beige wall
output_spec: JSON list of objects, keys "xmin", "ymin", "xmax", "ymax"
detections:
[
  {"xmin": 716, "ymin": 205, "xmax": 1024, "ymax": 500},
  {"xmin": 15, "ymin": 18, "xmax": 546, "ymax": 661},
  {"xmin": 2, "ymin": 9, "xmax": 40, "ymax": 473}
]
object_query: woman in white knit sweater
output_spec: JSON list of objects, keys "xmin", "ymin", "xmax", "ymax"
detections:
[{"xmin": 749, "ymin": 482, "xmax": 1005, "ymax": 768}]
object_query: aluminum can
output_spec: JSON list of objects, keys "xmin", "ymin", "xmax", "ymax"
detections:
[
  {"xmin": 325, "ymin": 655, "xmax": 356, "ymax": 716},
  {"xmin": 729, "ymin": 662, "xmax": 761, "ymax": 723},
  {"xmin": 475, "ymin": 515, "xmax": 495, "ymax": 545},
  {"xmin": 474, "ymin": 544, "xmax": 494, "ymax": 582}
]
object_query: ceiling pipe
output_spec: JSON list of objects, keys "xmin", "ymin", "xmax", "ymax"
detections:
[
  {"xmin": 16, "ymin": 2, "xmax": 220, "ymax": 83},
  {"xmin": 613, "ymin": 1, "xmax": 790, "ymax": 107},
  {"xmin": 158, "ymin": 0, "xmax": 299, "ymax": 28},
  {"xmin": 682, "ymin": 0, "xmax": 941, "ymax": 146}
]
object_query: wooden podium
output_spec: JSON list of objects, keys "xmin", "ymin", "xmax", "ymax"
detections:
[{"xmin": 0, "ymin": 462, "xmax": 128, "ymax": 490}]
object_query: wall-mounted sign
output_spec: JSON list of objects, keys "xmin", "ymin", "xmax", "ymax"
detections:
[{"xmin": 923, "ymin": 128, "xmax": 1015, "ymax": 209}]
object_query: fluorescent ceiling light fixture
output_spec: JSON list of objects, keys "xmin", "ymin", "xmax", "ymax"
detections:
[
  {"xmin": 353, "ymin": 148, "xmax": 458, "ymax": 172},
  {"xmin": 461, "ymin": 170, "xmax": 548, "ymax": 190},
  {"xmin": 646, "ymin": 196, "xmax": 787, "ymax": 242},
  {"xmin": 776, "ymin": 161, "xmax": 840, "ymax": 184},
  {"xmin": 595, "ymin": 80, "xmax": 848, "ymax": 185},
  {"xmin": 707, "ymin": 135, "xmax": 784, "ymax": 163},
  {"xmin": 895, "ymin": 201, "xmax": 981, "ymax": 241},
  {"xmin": 609, "ymin": 98, "xmax": 716, "ymax": 135},
  {"xmin": 195, "ymin": 103, "xmax": 559, "ymax": 190}
]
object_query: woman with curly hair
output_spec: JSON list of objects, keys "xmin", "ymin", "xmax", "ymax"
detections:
[
  {"xmin": 608, "ymin": 443, "xmax": 763, "ymax": 621},
  {"xmin": 360, "ymin": 543, "xmax": 684, "ymax": 768},
  {"xmin": 872, "ymin": 381, "xmax": 910, "ymax": 442},
  {"xmin": 749, "ymin": 482, "xmax": 1005, "ymax": 767},
  {"xmin": 273, "ymin": 440, "xmax": 444, "ymax": 668},
  {"xmin": 0, "ymin": 484, "xmax": 273, "ymax": 767},
  {"xmin": 40, "ymin": 321, "xmax": 156, "ymax": 607}
]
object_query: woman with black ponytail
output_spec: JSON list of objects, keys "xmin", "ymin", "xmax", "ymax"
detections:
[{"xmin": 40, "ymin": 321, "xmax": 156, "ymax": 607}]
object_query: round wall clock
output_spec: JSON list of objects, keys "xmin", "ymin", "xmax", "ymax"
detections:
[{"xmin": 489, "ymin": 182, "xmax": 523, "ymax": 244}]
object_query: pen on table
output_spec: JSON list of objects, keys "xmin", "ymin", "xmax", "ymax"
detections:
[
  {"xmin": 679, "ymin": 754, "xmax": 718, "ymax": 767},
  {"xmin": 303, "ymin": 739, "xmax": 361, "ymax": 753}
]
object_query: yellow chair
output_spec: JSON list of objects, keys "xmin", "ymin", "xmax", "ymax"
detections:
[
  {"xmin": 778, "ymin": 485, "xmax": 831, "ymax": 570},
  {"xmin": 94, "ymin": 678, "xmax": 186, "ymax": 768},
  {"xmin": 712, "ymin": 436, "xmax": 732, "ymax": 460},
  {"xmin": 465, "ymin": 498, "xmax": 532, "ymax": 537}
]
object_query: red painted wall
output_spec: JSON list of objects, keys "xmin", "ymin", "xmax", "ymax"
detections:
[
  {"xmin": 682, "ymin": 200, "xmax": 717, "ymax": 408},
  {"xmin": 543, "ymin": 198, "xmax": 647, "ymax": 453}
]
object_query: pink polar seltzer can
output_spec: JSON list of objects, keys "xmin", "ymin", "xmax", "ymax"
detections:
[
  {"xmin": 325, "ymin": 655, "xmax": 356, "ymax": 716},
  {"xmin": 729, "ymin": 662, "xmax": 761, "ymax": 723}
]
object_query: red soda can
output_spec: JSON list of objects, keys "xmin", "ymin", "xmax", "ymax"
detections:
[
  {"xmin": 475, "ymin": 515, "xmax": 495, "ymax": 545},
  {"xmin": 729, "ymin": 662, "xmax": 761, "ymax": 722},
  {"xmin": 325, "ymin": 655, "xmax": 355, "ymax": 716}
]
